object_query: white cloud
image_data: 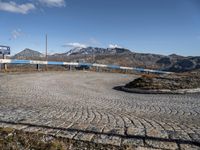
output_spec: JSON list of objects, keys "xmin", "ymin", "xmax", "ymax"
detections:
[
  {"xmin": 38, "ymin": 0, "xmax": 65, "ymax": 7},
  {"xmin": 0, "ymin": 1, "xmax": 35, "ymax": 14},
  {"xmin": 11, "ymin": 29, "xmax": 23, "ymax": 39},
  {"xmin": 108, "ymin": 44, "xmax": 122, "ymax": 49},
  {"xmin": 0, "ymin": 0, "xmax": 65, "ymax": 14},
  {"xmin": 63, "ymin": 42, "xmax": 87, "ymax": 48}
]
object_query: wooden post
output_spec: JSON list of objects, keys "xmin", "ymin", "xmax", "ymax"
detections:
[{"xmin": 36, "ymin": 64, "xmax": 40, "ymax": 71}]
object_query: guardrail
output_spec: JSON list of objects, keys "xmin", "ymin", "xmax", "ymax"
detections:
[{"xmin": 0, "ymin": 59, "xmax": 172, "ymax": 74}]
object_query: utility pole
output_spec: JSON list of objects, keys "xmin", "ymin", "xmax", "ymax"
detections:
[{"xmin": 45, "ymin": 34, "xmax": 48, "ymax": 71}]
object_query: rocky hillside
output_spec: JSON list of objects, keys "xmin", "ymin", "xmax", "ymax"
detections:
[
  {"xmin": 156, "ymin": 56, "xmax": 200, "ymax": 72},
  {"xmin": 11, "ymin": 47, "xmax": 200, "ymax": 72}
]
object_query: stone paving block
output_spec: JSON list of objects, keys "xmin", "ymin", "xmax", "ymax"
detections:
[
  {"xmin": 19, "ymin": 119, "xmax": 36, "ymax": 124},
  {"xmin": 146, "ymin": 128, "xmax": 168, "ymax": 139},
  {"xmin": 145, "ymin": 140, "xmax": 178, "ymax": 150},
  {"xmin": 45, "ymin": 120, "xmax": 65, "ymax": 128},
  {"xmin": 86, "ymin": 124, "xmax": 104, "ymax": 133},
  {"xmin": 93, "ymin": 134, "xmax": 122, "ymax": 146},
  {"xmin": 127, "ymin": 127, "xmax": 145, "ymax": 137},
  {"xmin": 162, "ymin": 124, "xmax": 174, "ymax": 131},
  {"xmin": 70, "ymin": 123, "xmax": 89, "ymax": 131},
  {"xmin": 73, "ymin": 132, "xmax": 95, "ymax": 142},
  {"xmin": 23, "ymin": 127, "xmax": 44, "ymax": 132},
  {"xmin": 31, "ymin": 119, "xmax": 51, "ymax": 126},
  {"xmin": 179, "ymin": 144, "xmax": 200, "ymax": 150},
  {"xmin": 41, "ymin": 128, "xmax": 60, "ymax": 136},
  {"xmin": 189, "ymin": 133, "xmax": 200, "ymax": 142},
  {"xmin": 122, "ymin": 138, "xmax": 144, "ymax": 147},
  {"xmin": 11, "ymin": 125, "xmax": 28, "ymax": 130},
  {"xmin": 56, "ymin": 130, "xmax": 77, "ymax": 139},
  {"xmin": 167, "ymin": 130, "xmax": 192, "ymax": 141},
  {"xmin": 57, "ymin": 121, "xmax": 73, "ymax": 128},
  {"xmin": 103, "ymin": 126, "xmax": 125, "ymax": 136}
]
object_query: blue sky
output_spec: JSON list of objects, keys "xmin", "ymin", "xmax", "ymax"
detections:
[{"xmin": 0, "ymin": 0, "xmax": 200, "ymax": 56}]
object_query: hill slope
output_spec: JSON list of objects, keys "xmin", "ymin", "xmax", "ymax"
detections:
[{"xmin": 12, "ymin": 48, "xmax": 44, "ymax": 59}]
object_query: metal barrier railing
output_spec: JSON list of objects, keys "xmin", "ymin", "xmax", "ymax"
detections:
[{"xmin": 0, "ymin": 59, "xmax": 172, "ymax": 74}]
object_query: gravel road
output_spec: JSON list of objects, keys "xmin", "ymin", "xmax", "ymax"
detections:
[{"xmin": 0, "ymin": 71, "xmax": 199, "ymax": 149}]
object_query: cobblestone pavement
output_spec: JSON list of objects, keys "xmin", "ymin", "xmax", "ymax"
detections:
[{"xmin": 0, "ymin": 72, "xmax": 200, "ymax": 149}]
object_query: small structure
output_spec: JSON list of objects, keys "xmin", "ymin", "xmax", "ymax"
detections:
[
  {"xmin": 0, "ymin": 45, "xmax": 10, "ymax": 55},
  {"xmin": 0, "ymin": 45, "xmax": 10, "ymax": 71}
]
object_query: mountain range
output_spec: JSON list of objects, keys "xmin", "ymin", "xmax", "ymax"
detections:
[{"xmin": 11, "ymin": 47, "xmax": 200, "ymax": 72}]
